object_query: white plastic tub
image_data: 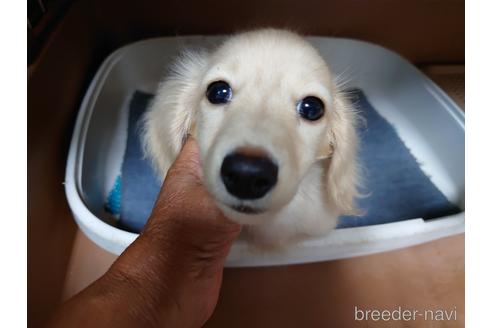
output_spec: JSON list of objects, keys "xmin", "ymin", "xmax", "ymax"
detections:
[{"xmin": 65, "ymin": 36, "xmax": 465, "ymax": 267}]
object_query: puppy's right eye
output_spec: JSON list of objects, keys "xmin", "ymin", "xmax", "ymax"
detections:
[{"xmin": 206, "ymin": 81, "xmax": 232, "ymax": 104}]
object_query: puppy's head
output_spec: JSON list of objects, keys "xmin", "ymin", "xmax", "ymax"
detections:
[{"xmin": 144, "ymin": 29, "xmax": 359, "ymax": 225}]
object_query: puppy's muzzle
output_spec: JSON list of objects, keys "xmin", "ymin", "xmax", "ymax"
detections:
[{"xmin": 220, "ymin": 148, "xmax": 278, "ymax": 200}]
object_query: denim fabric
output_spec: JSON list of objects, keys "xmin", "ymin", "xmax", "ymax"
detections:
[
  {"xmin": 112, "ymin": 90, "xmax": 461, "ymax": 233},
  {"xmin": 337, "ymin": 90, "xmax": 461, "ymax": 228},
  {"xmin": 117, "ymin": 92, "xmax": 161, "ymax": 232}
]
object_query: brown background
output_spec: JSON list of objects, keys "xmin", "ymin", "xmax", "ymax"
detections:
[{"xmin": 28, "ymin": 0, "xmax": 465, "ymax": 327}]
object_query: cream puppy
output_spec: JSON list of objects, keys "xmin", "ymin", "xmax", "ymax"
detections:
[{"xmin": 143, "ymin": 29, "xmax": 360, "ymax": 247}]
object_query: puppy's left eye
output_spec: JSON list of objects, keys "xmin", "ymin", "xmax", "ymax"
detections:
[
  {"xmin": 206, "ymin": 81, "xmax": 232, "ymax": 104},
  {"xmin": 296, "ymin": 96, "xmax": 325, "ymax": 121}
]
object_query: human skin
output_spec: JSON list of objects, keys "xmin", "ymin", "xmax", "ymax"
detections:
[{"xmin": 48, "ymin": 138, "xmax": 241, "ymax": 328}]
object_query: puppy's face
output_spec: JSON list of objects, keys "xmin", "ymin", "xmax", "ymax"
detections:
[
  {"xmin": 144, "ymin": 30, "xmax": 358, "ymax": 227},
  {"xmin": 194, "ymin": 33, "xmax": 336, "ymax": 224}
]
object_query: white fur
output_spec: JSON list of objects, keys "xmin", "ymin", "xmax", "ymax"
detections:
[{"xmin": 143, "ymin": 29, "xmax": 360, "ymax": 248}]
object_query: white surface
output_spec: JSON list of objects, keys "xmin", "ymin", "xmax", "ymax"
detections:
[{"xmin": 65, "ymin": 36, "xmax": 465, "ymax": 266}]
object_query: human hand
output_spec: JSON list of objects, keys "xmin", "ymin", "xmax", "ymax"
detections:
[{"xmin": 49, "ymin": 137, "xmax": 241, "ymax": 328}]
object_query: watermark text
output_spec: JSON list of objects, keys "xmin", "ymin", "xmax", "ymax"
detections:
[{"xmin": 354, "ymin": 306, "xmax": 458, "ymax": 322}]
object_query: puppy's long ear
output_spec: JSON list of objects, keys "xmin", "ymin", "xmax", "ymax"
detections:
[
  {"xmin": 324, "ymin": 92, "xmax": 360, "ymax": 215},
  {"xmin": 142, "ymin": 50, "xmax": 209, "ymax": 179}
]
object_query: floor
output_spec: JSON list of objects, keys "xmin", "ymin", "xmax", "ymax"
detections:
[{"xmin": 59, "ymin": 68, "xmax": 465, "ymax": 327}]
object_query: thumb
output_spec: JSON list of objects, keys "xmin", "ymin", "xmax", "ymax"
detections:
[
  {"xmin": 165, "ymin": 136, "xmax": 203, "ymax": 184},
  {"xmin": 149, "ymin": 136, "xmax": 240, "ymax": 232}
]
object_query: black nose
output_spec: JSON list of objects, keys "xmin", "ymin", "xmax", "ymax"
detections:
[{"xmin": 220, "ymin": 152, "xmax": 278, "ymax": 200}]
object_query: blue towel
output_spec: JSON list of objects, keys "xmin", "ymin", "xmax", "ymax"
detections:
[
  {"xmin": 116, "ymin": 92, "xmax": 161, "ymax": 232},
  {"xmin": 108, "ymin": 90, "xmax": 461, "ymax": 233},
  {"xmin": 338, "ymin": 90, "xmax": 461, "ymax": 227}
]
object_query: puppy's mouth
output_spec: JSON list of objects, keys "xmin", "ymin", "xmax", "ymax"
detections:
[{"xmin": 229, "ymin": 204, "xmax": 266, "ymax": 215}]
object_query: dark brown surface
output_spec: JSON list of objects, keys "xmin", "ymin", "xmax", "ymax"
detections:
[
  {"xmin": 30, "ymin": 0, "xmax": 465, "ymax": 68},
  {"xmin": 28, "ymin": 1, "xmax": 465, "ymax": 327},
  {"xmin": 422, "ymin": 65, "xmax": 466, "ymax": 110},
  {"xmin": 63, "ymin": 233, "xmax": 464, "ymax": 328},
  {"xmin": 88, "ymin": 0, "xmax": 465, "ymax": 65},
  {"xmin": 207, "ymin": 234, "xmax": 464, "ymax": 328},
  {"xmin": 27, "ymin": 2, "xmax": 103, "ymax": 327}
]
